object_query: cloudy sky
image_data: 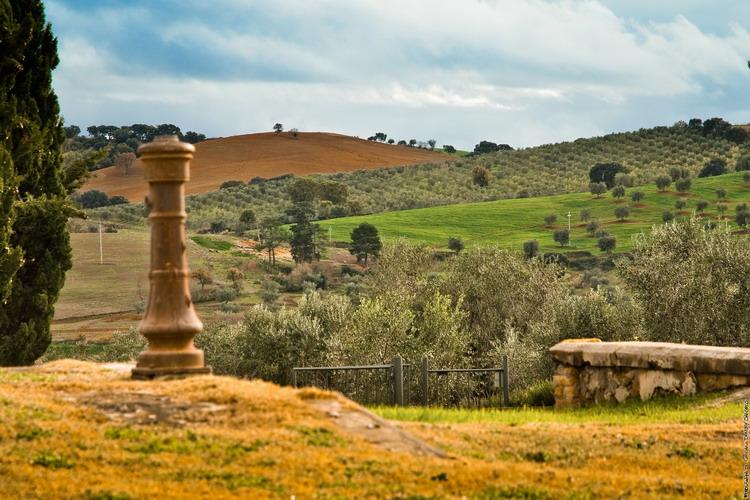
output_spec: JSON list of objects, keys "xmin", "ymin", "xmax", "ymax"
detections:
[{"xmin": 48, "ymin": 0, "xmax": 750, "ymax": 150}]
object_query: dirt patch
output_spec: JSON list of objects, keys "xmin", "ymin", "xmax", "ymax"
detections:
[
  {"xmin": 308, "ymin": 399, "xmax": 448, "ymax": 458},
  {"xmin": 67, "ymin": 391, "xmax": 228, "ymax": 427}
]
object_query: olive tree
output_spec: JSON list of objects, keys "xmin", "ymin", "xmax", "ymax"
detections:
[{"xmin": 618, "ymin": 218, "xmax": 750, "ymax": 346}]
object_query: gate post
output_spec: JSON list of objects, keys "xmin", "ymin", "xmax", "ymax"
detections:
[
  {"xmin": 420, "ymin": 355, "xmax": 429, "ymax": 406},
  {"xmin": 392, "ymin": 355, "xmax": 404, "ymax": 406},
  {"xmin": 502, "ymin": 355, "xmax": 510, "ymax": 406}
]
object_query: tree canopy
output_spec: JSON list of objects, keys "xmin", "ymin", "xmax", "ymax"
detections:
[{"xmin": 0, "ymin": 1, "xmax": 84, "ymax": 365}]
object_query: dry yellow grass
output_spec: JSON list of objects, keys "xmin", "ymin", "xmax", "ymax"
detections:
[
  {"xmin": 83, "ymin": 132, "xmax": 447, "ymax": 201},
  {"xmin": 0, "ymin": 361, "xmax": 742, "ymax": 498}
]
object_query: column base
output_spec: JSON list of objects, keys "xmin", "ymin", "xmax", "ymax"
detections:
[{"xmin": 132, "ymin": 365, "xmax": 212, "ymax": 380}]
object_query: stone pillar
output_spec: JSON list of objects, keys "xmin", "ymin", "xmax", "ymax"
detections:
[{"xmin": 132, "ymin": 135, "xmax": 210, "ymax": 379}]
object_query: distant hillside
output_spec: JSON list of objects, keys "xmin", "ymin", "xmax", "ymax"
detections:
[
  {"xmin": 83, "ymin": 132, "xmax": 447, "ymax": 201},
  {"xmin": 319, "ymin": 170, "xmax": 750, "ymax": 253},
  {"xmin": 97, "ymin": 122, "xmax": 750, "ymax": 231}
]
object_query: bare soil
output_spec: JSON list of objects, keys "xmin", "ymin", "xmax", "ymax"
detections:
[{"xmin": 83, "ymin": 132, "xmax": 448, "ymax": 201}]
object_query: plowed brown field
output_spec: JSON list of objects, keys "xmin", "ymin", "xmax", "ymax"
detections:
[{"xmin": 83, "ymin": 132, "xmax": 447, "ymax": 201}]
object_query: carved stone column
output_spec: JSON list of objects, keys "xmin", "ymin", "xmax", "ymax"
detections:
[{"xmin": 132, "ymin": 135, "xmax": 210, "ymax": 379}]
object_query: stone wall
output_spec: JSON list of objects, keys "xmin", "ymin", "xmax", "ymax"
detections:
[{"xmin": 550, "ymin": 340, "xmax": 750, "ymax": 408}]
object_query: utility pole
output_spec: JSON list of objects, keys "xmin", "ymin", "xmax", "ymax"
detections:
[
  {"xmin": 567, "ymin": 211, "xmax": 572, "ymax": 247},
  {"xmin": 99, "ymin": 221, "xmax": 103, "ymax": 264}
]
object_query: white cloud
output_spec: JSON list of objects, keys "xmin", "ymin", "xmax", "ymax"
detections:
[{"xmin": 49, "ymin": 0, "xmax": 750, "ymax": 148}]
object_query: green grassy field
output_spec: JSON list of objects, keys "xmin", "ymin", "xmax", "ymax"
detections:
[
  {"xmin": 372, "ymin": 391, "xmax": 741, "ymax": 426},
  {"xmin": 99, "ymin": 122, "xmax": 749, "ymax": 232},
  {"xmin": 319, "ymin": 171, "xmax": 750, "ymax": 253}
]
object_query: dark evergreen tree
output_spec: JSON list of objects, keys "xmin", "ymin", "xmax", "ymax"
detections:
[
  {"xmin": 589, "ymin": 162, "xmax": 627, "ymax": 189},
  {"xmin": 349, "ymin": 223, "xmax": 381, "ymax": 264},
  {"xmin": 0, "ymin": 1, "xmax": 80, "ymax": 365},
  {"xmin": 288, "ymin": 202, "xmax": 319, "ymax": 263}
]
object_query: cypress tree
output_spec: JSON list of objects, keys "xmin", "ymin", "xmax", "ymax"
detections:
[{"xmin": 0, "ymin": 1, "xmax": 78, "ymax": 365}]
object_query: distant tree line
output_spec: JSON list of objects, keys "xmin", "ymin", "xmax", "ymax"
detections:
[{"xmin": 63, "ymin": 123, "xmax": 207, "ymax": 172}]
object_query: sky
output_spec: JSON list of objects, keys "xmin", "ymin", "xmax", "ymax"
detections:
[{"xmin": 47, "ymin": 0, "xmax": 750, "ymax": 150}]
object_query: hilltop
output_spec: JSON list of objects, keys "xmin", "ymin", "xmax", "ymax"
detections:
[
  {"xmin": 97, "ymin": 122, "xmax": 750, "ymax": 230},
  {"xmin": 82, "ymin": 132, "xmax": 447, "ymax": 201}
]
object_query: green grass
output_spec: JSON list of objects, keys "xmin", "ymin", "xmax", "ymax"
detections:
[
  {"xmin": 99, "ymin": 123, "xmax": 749, "ymax": 231},
  {"xmin": 320, "ymin": 171, "xmax": 750, "ymax": 253},
  {"xmin": 190, "ymin": 235, "xmax": 234, "ymax": 251},
  {"xmin": 371, "ymin": 392, "xmax": 741, "ymax": 425}
]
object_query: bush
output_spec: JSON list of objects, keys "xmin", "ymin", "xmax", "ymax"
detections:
[
  {"xmin": 695, "ymin": 200, "xmax": 709, "ymax": 213},
  {"xmin": 512, "ymin": 380, "xmax": 554, "ymax": 407},
  {"xmin": 611, "ymin": 185, "xmax": 625, "ymax": 199},
  {"xmin": 655, "ymin": 175, "xmax": 671, "ymax": 191},
  {"xmin": 585, "ymin": 220, "xmax": 600, "ymax": 235},
  {"xmin": 579, "ymin": 209, "xmax": 591, "ymax": 222},
  {"xmin": 553, "ymin": 229, "xmax": 569, "ymax": 247},
  {"xmin": 716, "ymin": 188, "xmax": 727, "ymax": 200},
  {"xmin": 698, "ymin": 158, "xmax": 727, "ymax": 178},
  {"xmin": 630, "ymin": 191, "xmax": 645, "ymax": 203},
  {"xmin": 675, "ymin": 178, "xmax": 691, "ymax": 193},
  {"xmin": 614, "ymin": 206, "xmax": 630, "ymax": 220},
  {"xmin": 589, "ymin": 182, "xmax": 607, "ymax": 197},
  {"xmin": 448, "ymin": 237, "xmax": 464, "ymax": 254},
  {"xmin": 523, "ymin": 240, "xmax": 539, "ymax": 258},
  {"xmin": 675, "ymin": 198, "xmax": 686, "ymax": 210},
  {"xmin": 472, "ymin": 166, "xmax": 491, "ymax": 187},
  {"xmin": 618, "ymin": 218, "xmax": 750, "ymax": 346},
  {"xmin": 597, "ymin": 235, "xmax": 616, "ymax": 253},
  {"xmin": 544, "ymin": 214, "xmax": 557, "ymax": 226},
  {"xmin": 736, "ymin": 155, "xmax": 750, "ymax": 171},
  {"xmin": 662, "ymin": 211, "xmax": 674, "ymax": 222}
]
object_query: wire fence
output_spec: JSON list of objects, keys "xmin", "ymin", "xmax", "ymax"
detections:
[{"xmin": 292, "ymin": 355, "xmax": 509, "ymax": 408}]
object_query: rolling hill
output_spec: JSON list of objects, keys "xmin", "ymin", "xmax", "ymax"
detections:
[
  {"xmin": 97, "ymin": 122, "xmax": 750, "ymax": 230},
  {"xmin": 82, "ymin": 132, "xmax": 448, "ymax": 201},
  {"xmin": 318, "ymin": 171, "xmax": 750, "ymax": 253}
]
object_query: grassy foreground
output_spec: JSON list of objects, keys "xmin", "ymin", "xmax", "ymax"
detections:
[
  {"xmin": 320, "ymin": 171, "xmax": 750, "ymax": 253},
  {"xmin": 0, "ymin": 361, "xmax": 743, "ymax": 498}
]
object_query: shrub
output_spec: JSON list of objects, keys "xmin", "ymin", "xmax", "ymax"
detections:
[
  {"xmin": 448, "ymin": 237, "xmax": 464, "ymax": 254},
  {"xmin": 597, "ymin": 235, "xmax": 616, "ymax": 253},
  {"xmin": 662, "ymin": 211, "xmax": 674, "ymax": 222},
  {"xmin": 630, "ymin": 191, "xmax": 645, "ymax": 203},
  {"xmin": 589, "ymin": 182, "xmax": 607, "ymax": 198},
  {"xmin": 544, "ymin": 214, "xmax": 557, "ymax": 226},
  {"xmin": 553, "ymin": 229, "xmax": 569, "ymax": 247},
  {"xmin": 523, "ymin": 240, "xmax": 539, "ymax": 258},
  {"xmin": 219, "ymin": 180, "xmax": 244, "ymax": 190},
  {"xmin": 655, "ymin": 175, "xmax": 672, "ymax": 191},
  {"xmin": 675, "ymin": 198, "xmax": 686, "ymax": 210},
  {"xmin": 472, "ymin": 166, "xmax": 491, "ymax": 187},
  {"xmin": 618, "ymin": 218, "xmax": 750, "ymax": 346},
  {"xmin": 675, "ymin": 178, "xmax": 692, "ymax": 193},
  {"xmin": 695, "ymin": 200, "xmax": 709, "ymax": 213},
  {"xmin": 585, "ymin": 220, "xmax": 600, "ymax": 235},
  {"xmin": 736, "ymin": 155, "xmax": 750, "ymax": 171},
  {"xmin": 512, "ymin": 380, "xmax": 554, "ymax": 407},
  {"xmin": 698, "ymin": 158, "xmax": 727, "ymax": 178},
  {"xmin": 579, "ymin": 209, "xmax": 591, "ymax": 222},
  {"xmin": 715, "ymin": 188, "xmax": 727, "ymax": 200},
  {"xmin": 611, "ymin": 185, "xmax": 625, "ymax": 199},
  {"xmin": 589, "ymin": 162, "xmax": 626, "ymax": 188},
  {"xmin": 614, "ymin": 206, "xmax": 630, "ymax": 221}
]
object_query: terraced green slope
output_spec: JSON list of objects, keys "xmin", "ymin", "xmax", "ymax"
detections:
[
  {"xmin": 97, "ymin": 123, "xmax": 749, "ymax": 230},
  {"xmin": 319, "ymin": 171, "xmax": 750, "ymax": 253}
]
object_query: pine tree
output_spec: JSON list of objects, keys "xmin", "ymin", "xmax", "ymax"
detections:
[{"xmin": 0, "ymin": 1, "xmax": 79, "ymax": 365}]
